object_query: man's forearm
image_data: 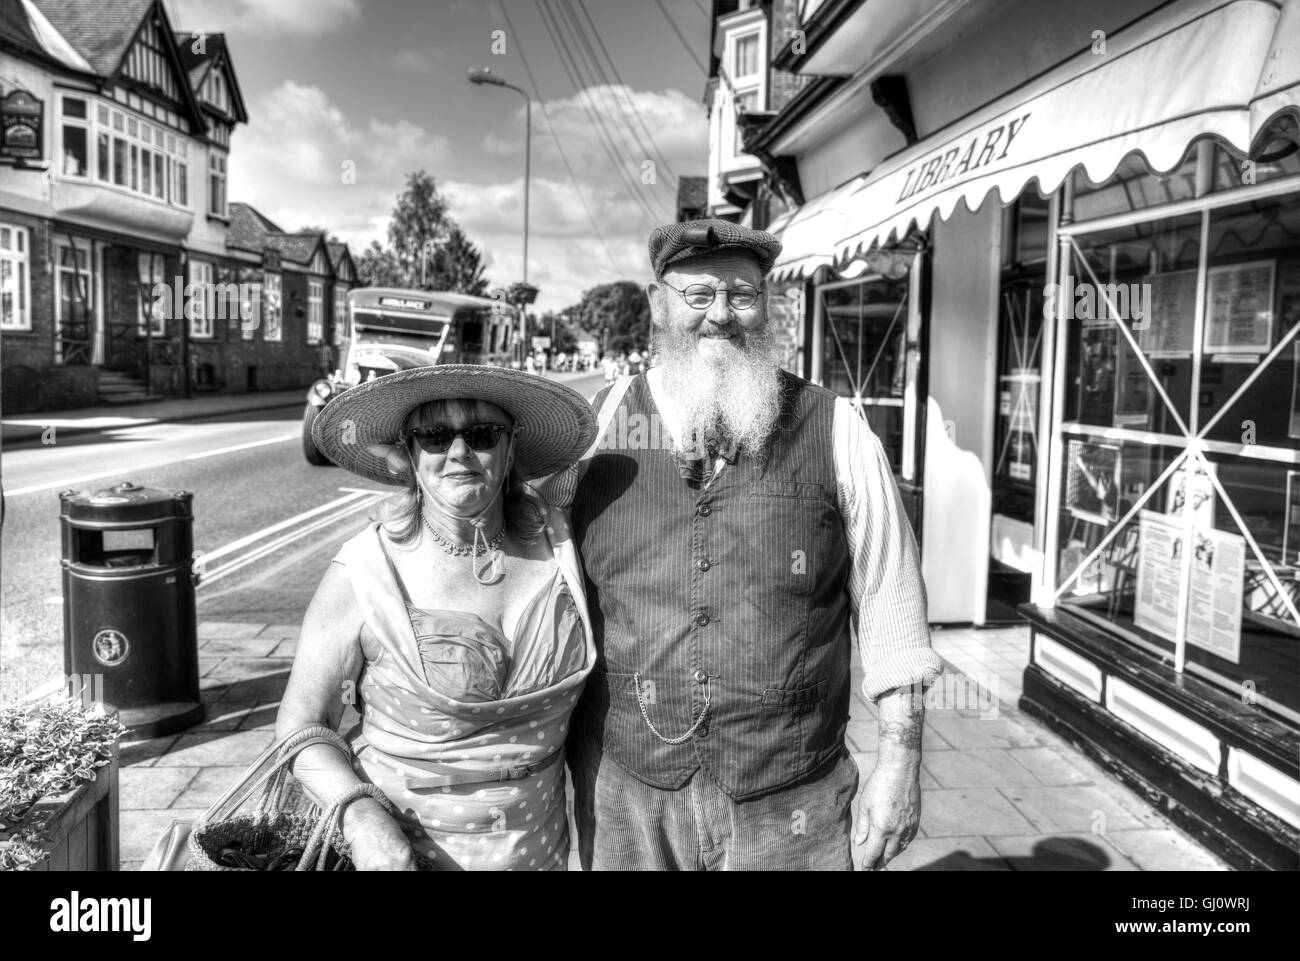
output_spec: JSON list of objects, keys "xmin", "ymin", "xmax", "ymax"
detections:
[{"xmin": 875, "ymin": 683, "xmax": 925, "ymax": 769}]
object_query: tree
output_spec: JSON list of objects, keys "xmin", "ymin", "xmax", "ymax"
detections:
[
  {"xmin": 565, "ymin": 281, "xmax": 650, "ymax": 356},
  {"xmin": 388, "ymin": 170, "xmax": 452, "ymax": 285},
  {"xmin": 355, "ymin": 240, "xmax": 404, "ymax": 287},
  {"xmin": 432, "ymin": 225, "xmax": 489, "ymax": 296}
]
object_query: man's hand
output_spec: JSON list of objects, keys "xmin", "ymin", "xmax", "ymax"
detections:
[{"xmin": 854, "ymin": 684, "xmax": 924, "ymax": 870}]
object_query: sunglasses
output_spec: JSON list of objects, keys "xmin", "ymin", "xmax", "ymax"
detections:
[{"xmin": 406, "ymin": 423, "xmax": 511, "ymax": 454}]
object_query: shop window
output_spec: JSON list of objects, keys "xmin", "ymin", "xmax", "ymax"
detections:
[
  {"xmin": 263, "ymin": 272, "xmax": 282, "ymax": 342},
  {"xmin": 1210, "ymin": 118, "xmax": 1300, "ymax": 192},
  {"xmin": 817, "ymin": 275, "xmax": 909, "ymax": 473},
  {"xmin": 0, "ymin": 225, "xmax": 31, "ymax": 331},
  {"xmin": 1052, "ymin": 189, "xmax": 1300, "ymax": 722},
  {"xmin": 56, "ymin": 240, "xmax": 94, "ymax": 364},
  {"xmin": 137, "ymin": 252, "xmax": 167, "ymax": 337},
  {"xmin": 189, "ymin": 260, "xmax": 214, "ymax": 339}
]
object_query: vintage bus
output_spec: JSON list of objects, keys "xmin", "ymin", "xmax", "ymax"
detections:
[{"xmin": 302, "ymin": 287, "xmax": 516, "ymax": 464}]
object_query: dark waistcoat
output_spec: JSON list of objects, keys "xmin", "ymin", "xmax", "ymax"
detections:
[{"xmin": 572, "ymin": 372, "xmax": 852, "ymax": 800}]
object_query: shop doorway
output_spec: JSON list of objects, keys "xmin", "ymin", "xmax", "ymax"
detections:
[{"xmin": 988, "ymin": 195, "xmax": 1050, "ymax": 622}]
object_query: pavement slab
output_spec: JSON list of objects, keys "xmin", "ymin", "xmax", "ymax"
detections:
[
  {"xmin": 1100, "ymin": 828, "xmax": 1231, "ymax": 871},
  {"xmin": 922, "ymin": 748, "xmax": 1044, "ymax": 789},
  {"xmin": 119, "ymin": 766, "xmax": 199, "ymax": 810},
  {"xmin": 1006, "ymin": 746, "xmax": 1096, "ymax": 786},
  {"xmin": 152, "ymin": 729, "xmax": 276, "ymax": 768},
  {"xmin": 924, "ymin": 715, "xmax": 1044, "ymax": 751},
  {"xmin": 120, "ymin": 806, "xmax": 208, "ymax": 866},
  {"xmin": 998, "ymin": 784, "xmax": 1149, "ymax": 834},
  {"xmin": 200, "ymin": 637, "xmax": 283, "ymax": 657},
  {"xmin": 919, "ymin": 787, "xmax": 1039, "ymax": 837}
]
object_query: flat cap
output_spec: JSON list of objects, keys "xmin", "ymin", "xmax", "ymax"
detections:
[{"xmin": 648, "ymin": 218, "xmax": 782, "ymax": 279}]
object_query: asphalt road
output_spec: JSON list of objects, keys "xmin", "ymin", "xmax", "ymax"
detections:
[{"xmin": 1, "ymin": 370, "xmax": 606, "ymax": 702}]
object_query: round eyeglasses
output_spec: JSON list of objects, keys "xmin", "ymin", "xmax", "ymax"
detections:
[
  {"xmin": 661, "ymin": 282, "xmax": 764, "ymax": 310},
  {"xmin": 406, "ymin": 423, "xmax": 510, "ymax": 454}
]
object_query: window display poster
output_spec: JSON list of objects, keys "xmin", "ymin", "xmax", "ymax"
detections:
[
  {"xmin": 1186, "ymin": 527, "xmax": 1245, "ymax": 663},
  {"xmin": 1166, "ymin": 461, "xmax": 1217, "ymax": 529},
  {"xmin": 1139, "ymin": 268, "xmax": 1198, "ymax": 357},
  {"xmin": 1113, "ymin": 342, "xmax": 1152, "ymax": 427},
  {"xmin": 1066, "ymin": 439, "xmax": 1121, "ymax": 524},
  {"xmin": 1134, "ymin": 510, "xmax": 1245, "ymax": 662},
  {"xmin": 1135, "ymin": 511, "xmax": 1182, "ymax": 640},
  {"xmin": 1286, "ymin": 471, "xmax": 1300, "ymax": 566},
  {"xmin": 1203, "ymin": 260, "xmax": 1275, "ymax": 354}
]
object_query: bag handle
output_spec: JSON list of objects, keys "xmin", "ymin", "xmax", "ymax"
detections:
[
  {"xmin": 199, "ymin": 723, "xmax": 353, "ymax": 825},
  {"xmin": 297, "ymin": 782, "xmax": 395, "ymax": 872}
]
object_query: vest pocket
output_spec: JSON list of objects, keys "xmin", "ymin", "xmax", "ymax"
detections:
[
  {"xmin": 743, "ymin": 481, "xmax": 832, "ymax": 601},
  {"xmin": 759, "ymin": 678, "xmax": 828, "ymax": 709}
]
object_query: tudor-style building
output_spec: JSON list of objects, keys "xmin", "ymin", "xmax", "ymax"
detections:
[{"xmin": 0, "ymin": 0, "xmax": 355, "ymax": 410}]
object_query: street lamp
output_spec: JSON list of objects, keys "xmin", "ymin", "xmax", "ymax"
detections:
[{"xmin": 469, "ymin": 66, "xmax": 531, "ymax": 364}]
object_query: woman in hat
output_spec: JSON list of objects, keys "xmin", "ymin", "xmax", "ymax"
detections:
[{"xmin": 275, "ymin": 365, "xmax": 596, "ymax": 871}]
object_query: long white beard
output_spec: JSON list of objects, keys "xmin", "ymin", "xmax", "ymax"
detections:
[{"xmin": 653, "ymin": 322, "xmax": 784, "ymax": 459}]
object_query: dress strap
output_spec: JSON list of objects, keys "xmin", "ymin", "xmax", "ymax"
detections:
[{"xmin": 375, "ymin": 528, "xmax": 415, "ymax": 607}]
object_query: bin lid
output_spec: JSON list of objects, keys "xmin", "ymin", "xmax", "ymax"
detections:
[{"xmin": 60, "ymin": 481, "xmax": 192, "ymax": 524}]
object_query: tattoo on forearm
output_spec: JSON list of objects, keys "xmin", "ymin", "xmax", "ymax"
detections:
[{"xmin": 879, "ymin": 718, "xmax": 923, "ymax": 749}]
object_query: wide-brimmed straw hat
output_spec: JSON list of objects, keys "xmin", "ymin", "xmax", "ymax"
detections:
[{"xmin": 312, "ymin": 365, "xmax": 596, "ymax": 485}]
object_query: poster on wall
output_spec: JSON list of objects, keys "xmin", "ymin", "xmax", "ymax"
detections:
[
  {"xmin": 1139, "ymin": 268, "xmax": 1198, "ymax": 357},
  {"xmin": 1203, "ymin": 260, "xmax": 1275, "ymax": 354},
  {"xmin": 1134, "ymin": 510, "xmax": 1246, "ymax": 662},
  {"xmin": 1066, "ymin": 439, "xmax": 1121, "ymax": 524}
]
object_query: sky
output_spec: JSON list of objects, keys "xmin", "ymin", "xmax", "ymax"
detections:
[{"xmin": 168, "ymin": 0, "xmax": 714, "ymax": 313}]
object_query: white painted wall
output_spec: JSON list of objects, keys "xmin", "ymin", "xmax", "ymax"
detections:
[{"xmin": 921, "ymin": 195, "xmax": 1000, "ymax": 623}]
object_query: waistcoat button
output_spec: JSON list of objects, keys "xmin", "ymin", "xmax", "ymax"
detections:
[
  {"xmin": 698, "ymin": 504, "xmax": 712, "ymax": 516},
  {"xmin": 693, "ymin": 669, "xmax": 707, "ymax": 684},
  {"xmin": 695, "ymin": 612, "xmax": 710, "ymax": 627},
  {"xmin": 696, "ymin": 558, "xmax": 710, "ymax": 572}
]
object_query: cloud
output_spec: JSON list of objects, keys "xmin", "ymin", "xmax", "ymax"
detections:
[
  {"xmin": 176, "ymin": 0, "xmax": 362, "ymax": 35},
  {"xmin": 228, "ymin": 81, "xmax": 450, "ymax": 249},
  {"xmin": 230, "ymin": 82, "xmax": 705, "ymax": 314},
  {"xmin": 393, "ymin": 49, "xmax": 447, "ymax": 72}
]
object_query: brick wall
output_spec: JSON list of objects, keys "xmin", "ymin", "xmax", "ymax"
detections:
[
  {"xmin": 766, "ymin": 286, "xmax": 803, "ymax": 375},
  {"xmin": 769, "ymin": 0, "xmax": 812, "ymax": 113}
]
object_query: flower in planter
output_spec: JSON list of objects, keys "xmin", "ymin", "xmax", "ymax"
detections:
[{"xmin": 0, "ymin": 695, "xmax": 125, "ymax": 870}]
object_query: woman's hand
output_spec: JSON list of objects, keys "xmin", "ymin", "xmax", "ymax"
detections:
[{"xmin": 342, "ymin": 798, "xmax": 418, "ymax": 871}]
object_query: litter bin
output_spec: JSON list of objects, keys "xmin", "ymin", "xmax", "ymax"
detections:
[{"xmin": 60, "ymin": 481, "xmax": 205, "ymax": 737}]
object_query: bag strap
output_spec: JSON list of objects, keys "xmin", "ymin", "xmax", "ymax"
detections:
[
  {"xmin": 297, "ymin": 782, "xmax": 394, "ymax": 872},
  {"xmin": 577, "ymin": 374, "xmax": 634, "ymax": 484},
  {"xmin": 199, "ymin": 724, "xmax": 352, "ymax": 825}
]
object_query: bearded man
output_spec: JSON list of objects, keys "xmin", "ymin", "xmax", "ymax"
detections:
[{"xmin": 543, "ymin": 219, "xmax": 941, "ymax": 871}]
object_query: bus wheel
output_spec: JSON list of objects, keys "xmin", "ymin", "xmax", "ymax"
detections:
[{"xmin": 302, "ymin": 404, "xmax": 331, "ymax": 465}]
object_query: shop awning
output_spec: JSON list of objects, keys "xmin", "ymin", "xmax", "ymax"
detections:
[
  {"xmin": 767, "ymin": 175, "xmax": 865, "ymax": 284},
  {"xmin": 834, "ymin": 0, "xmax": 1300, "ymax": 266}
]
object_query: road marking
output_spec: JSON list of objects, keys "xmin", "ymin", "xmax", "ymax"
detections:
[
  {"xmin": 184, "ymin": 433, "xmax": 295, "ymax": 460},
  {"xmin": 7, "ymin": 467, "xmax": 134, "ymax": 497},
  {"xmin": 194, "ymin": 490, "xmax": 373, "ymax": 567},
  {"xmin": 7, "ymin": 432, "xmax": 297, "ymax": 496},
  {"xmin": 197, "ymin": 489, "xmax": 390, "ymax": 587}
]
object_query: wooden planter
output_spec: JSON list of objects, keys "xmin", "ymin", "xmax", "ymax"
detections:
[{"xmin": 0, "ymin": 747, "xmax": 120, "ymax": 871}]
